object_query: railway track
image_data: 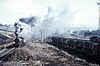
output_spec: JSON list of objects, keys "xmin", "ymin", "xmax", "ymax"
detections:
[
  {"xmin": 0, "ymin": 48, "xmax": 15, "ymax": 61},
  {"xmin": 0, "ymin": 42, "xmax": 17, "ymax": 62},
  {"xmin": 0, "ymin": 38, "xmax": 25, "ymax": 62}
]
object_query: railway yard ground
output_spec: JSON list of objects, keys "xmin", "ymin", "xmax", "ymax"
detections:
[
  {"xmin": 1, "ymin": 41, "xmax": 100, "ymax": 66},
  {"xmin": 0, "ymin": 29, "xmax": 100, "ymax": 66}
]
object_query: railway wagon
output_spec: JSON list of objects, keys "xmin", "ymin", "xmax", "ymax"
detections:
[{"xmin": 44, "ymin": 36, "xmax": 100, "ymax": 54}]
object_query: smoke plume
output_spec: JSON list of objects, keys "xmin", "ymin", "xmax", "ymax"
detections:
[{"xmin": 17, "ymin": 5, "xmax": 74, "ymax": 40}]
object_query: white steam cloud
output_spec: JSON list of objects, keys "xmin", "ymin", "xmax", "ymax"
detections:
[{"xmin": 18, "ymin": 6, "xmax": 74, "ymax": 40}]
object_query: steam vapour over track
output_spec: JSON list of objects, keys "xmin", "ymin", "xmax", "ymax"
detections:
[{"xmin": 18, "ymin": 6, "xmax": 73, "ymax": 39}]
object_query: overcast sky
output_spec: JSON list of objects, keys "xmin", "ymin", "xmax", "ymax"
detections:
[{"xmin": 0, "ymin": 0, "xmax": 100, "ymax": 29}]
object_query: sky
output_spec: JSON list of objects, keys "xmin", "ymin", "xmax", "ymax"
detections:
[{"xmin": 0, "ymin": 0, "xmax": 100, "ymax": 29}]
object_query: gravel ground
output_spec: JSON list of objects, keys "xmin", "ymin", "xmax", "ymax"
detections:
[{"xmin": 2, "ymin": 41, "xmax": 100, "ymax": 66}]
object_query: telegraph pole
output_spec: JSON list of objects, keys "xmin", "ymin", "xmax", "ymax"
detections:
[{"xmin": 97, "ymin": 2, "xmax": 100, "ymax": 29}]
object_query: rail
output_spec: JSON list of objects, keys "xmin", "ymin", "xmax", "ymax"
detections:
[{"xmin": 0, "ymin": 48, "xmax": 15, "ymax": 61}]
